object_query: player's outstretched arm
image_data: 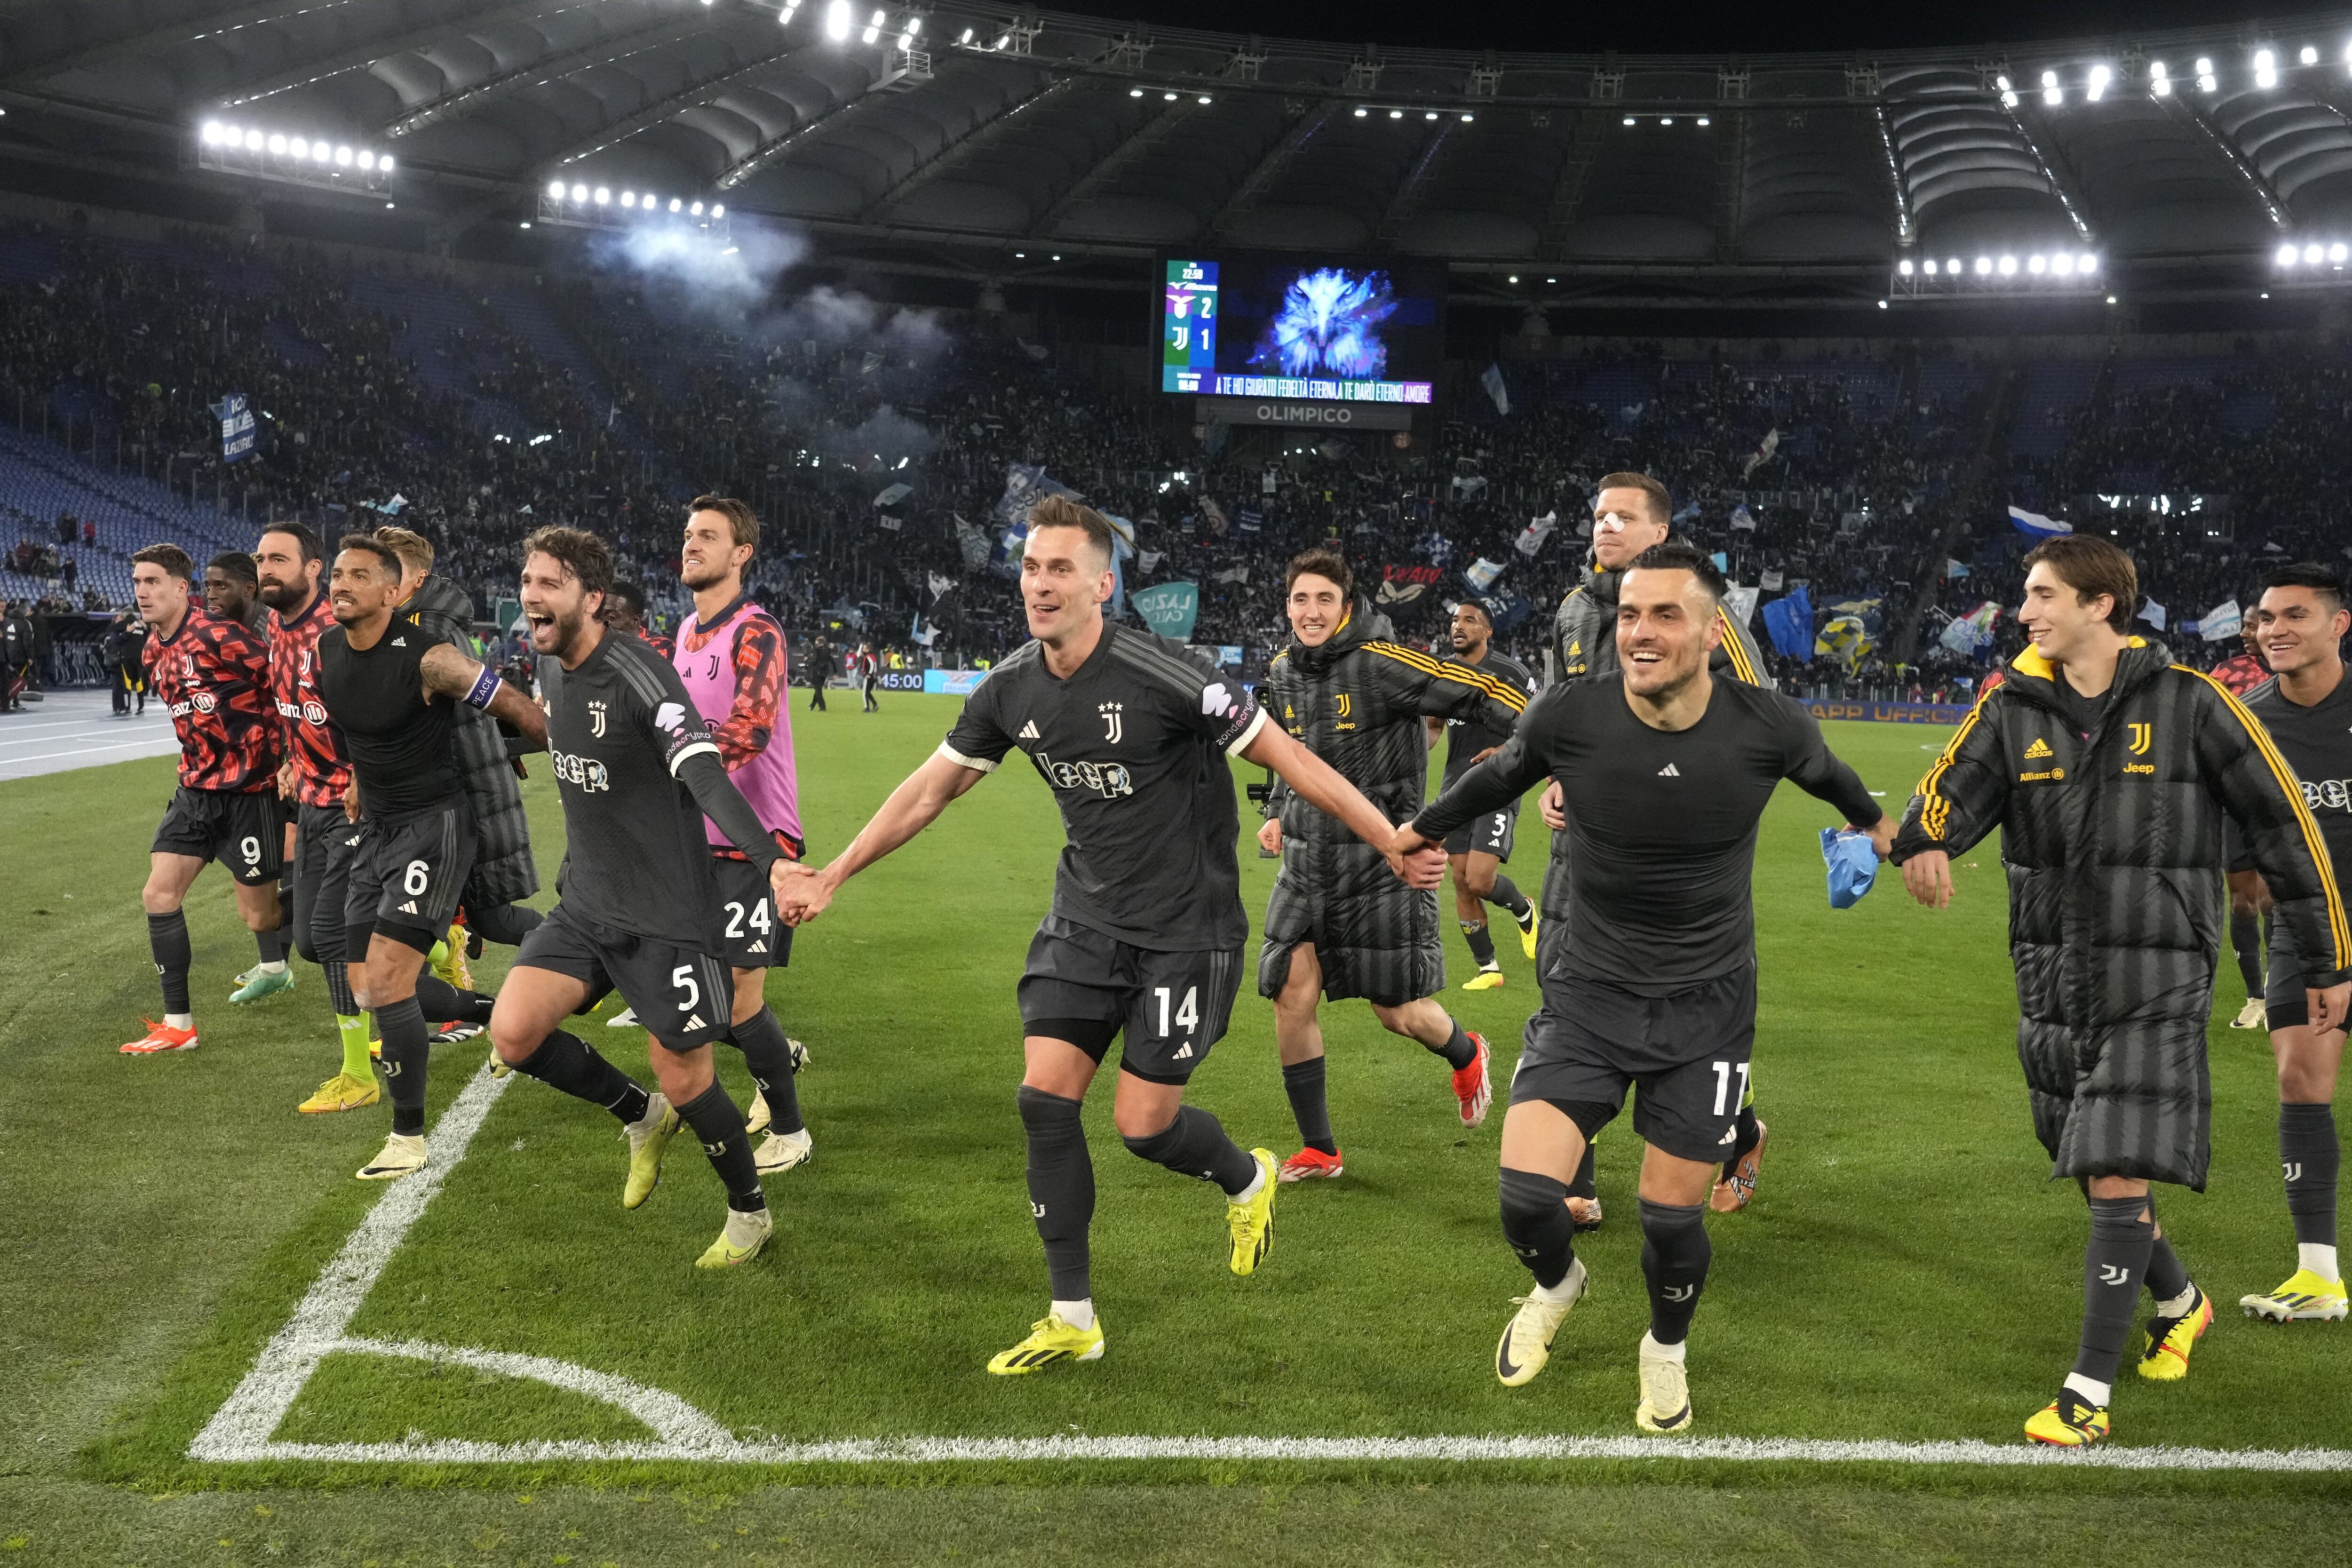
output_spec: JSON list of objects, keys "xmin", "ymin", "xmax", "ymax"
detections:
[
  {"xmin": 780, "ymin": 751, "xmax": 988, "ymax": 924},
  {"xmin": 1890, "ymin": 686, "xmax": 2010, "ymax": 906},
  {"xmin": 1242, "ymin": 723, "xmax": 1444, "ymax": 888},
  {"xmin": 419, "ymin": 642, "xmax": 547, "ymax": 748}
]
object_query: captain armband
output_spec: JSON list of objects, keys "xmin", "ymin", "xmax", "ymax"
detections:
[{"xmin": 462, "ymin": 666, "xmax": 504, "ymax": 711}]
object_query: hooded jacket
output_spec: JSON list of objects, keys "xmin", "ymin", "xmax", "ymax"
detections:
[
  {"xmin": 1892, "ymin": 639, "xmax": 2348, "ymax": 1189},
  {"xmin": 402, "ymin": 574, "xmax": 539, "ymax": 909},
  {"xmin": 1257, "ymin": 600, "xmax": 1528, "ymax": 1004}
]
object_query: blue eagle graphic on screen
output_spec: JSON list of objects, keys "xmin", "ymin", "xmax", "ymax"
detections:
[{"xmin": 1248, "ymin": 267, "xmax": 1398, "ymax": 381}]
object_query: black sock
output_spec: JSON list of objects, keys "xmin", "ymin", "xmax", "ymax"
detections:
[
  {"xmin": 2283, "ymin": 1102, "xmax": 2340, "ymax": 1249},
  {"xmin": 2138, "ymin": 1196, "xmax": 2192, "ymax": 1302},
  {"xmin": 1122, "ymin": 1104, "xmax": 1257, "ymax": 1195},
  {"xmin": 374, "ymin": 995, "xmax": 430, "ymax": 1137},
  {"xmin": 1428, "ymin": 1017, "xmax": 1477, "ymax": 1071},
  {"xmin": 1281, "ymin": 1057, "xmax": 1337, "ymax": 1155},
  {"xmin": 253, "ymin": 924, "xmax": 286, "ymax": 966},
  {"xmin": 732, "ymin": 1006, "xmax": 804, "ymax": 1136},
  {"xmin": 1566, "ymin": 1139, "xmax": 1598, "ymax": 1202},
  {"xmin": 2075, "ymin": 1194, "xmax": 2156, "ymax": 1391},
  {"xmin": 1490, "ymin": 874, "xmax": 1532, "ymax": 922},
  {"xmin": 147, "ymin": 909, "xmax": 191, "ymax": 1013},
  {"xmin": 1727, "ymin": 1105, "xmax": 1762, "ymax": 1172},
  {"xmin": 2230, "ymin": 910, "xmax": 2264, "ymax": 997},
  {"xmin": 1461, "ymin": 919, "xmax": 1498, "ymax": 969},
  {"xmin": 1018, "ymin": 1086, "xmax": 1093, "ymax": 1300},
  {"xmin": 323, "ymin": 958, "xmax": 357, "ymax": 1017},
  {"xmin": 1499, "ymin": 1167, "xmax": 1577, "ymax": 1288},
  {"xmin": 509, "ymin": 1029, "xmax": 650, "ymax": 1125},
  {"xmin": 413, "ymin": 973, "xmax": 493, "ymax": 1026},
  {"xmin": 675, "ymin": 1079, "xmax": 766, "ymax": 1213},
  {"xmin": 275, "ymin": 872, "xmax": 294, "ymax": 947},
  {"xmin": 1639, "ymin": 1198, "xmax": 1710, "ymax": 1345}
]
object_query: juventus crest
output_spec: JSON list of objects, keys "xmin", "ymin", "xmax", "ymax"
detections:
[
  {"xmin": 589, "ymin": 699, "xmax": 608, "ymax": 738},
  {"xmin": 1099, "ymin": 700, "xmax": 1123, "ymax": 744}
]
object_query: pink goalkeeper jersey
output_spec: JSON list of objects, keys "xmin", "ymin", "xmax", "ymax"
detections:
[{"xmin": 671, "ymin": 594, "xmax": 803, "ymax": 856}]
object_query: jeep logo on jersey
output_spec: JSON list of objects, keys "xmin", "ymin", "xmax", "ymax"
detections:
[
  {"xmin": 549, "ymin": 749, "xmax": 611, "ymax": 791},
  {"xmin": 2308, "ymin": 778, "xmax": 2352, "ymax": 811},
  {"xmin": 588, "ymin": 699, "xmax": 607, "ymax": 738},
  {"xmin": 1033, "ymin": 750, "xmax": 1134, "ymax": 799}
]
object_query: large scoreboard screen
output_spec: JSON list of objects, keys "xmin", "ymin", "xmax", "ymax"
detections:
[{"xmin": 1160, "ymin": 253, "xmax": 1443, "ymax": 405}]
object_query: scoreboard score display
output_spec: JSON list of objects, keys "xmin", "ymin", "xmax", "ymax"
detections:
[{"xmin": 1160, "ymin": 253, "xmax": 1443, "ymax": 405}]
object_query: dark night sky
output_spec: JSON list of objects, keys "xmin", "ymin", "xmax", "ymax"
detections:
[{"xmin": 1067, "ymin": 1, "xmax": 2326, "ymax": 56}]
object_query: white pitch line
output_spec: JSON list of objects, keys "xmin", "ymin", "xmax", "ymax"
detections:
[{"xmin": 188, "ymin": 1058, "xmax": 2352, "ymax": 1476}]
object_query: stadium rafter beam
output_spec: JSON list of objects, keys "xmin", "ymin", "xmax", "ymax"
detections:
[
  {"xmin": 385, "ymin": 3, "xmax": 726, "ymax": 136},
  {"xmin": 2005, "ymin": 94, "xmax": 2095, "ymax": 244},
  {"xmin": 2162, "ymin": 92, "xmax": 2290, "ymax": 230},
  {"xmin": 1205, "ymin": 97, "xmax": 1339, "ymax": 242},
  {"xmin": 1022, "ymin": 95, "xmax": 1196, "ymax": 240},
  {"xmin": 537, "ymin": 40, "xmax": 831, "ymax": 166},
  {"xmin": 1375, "ymin": 119, "xmax": 1454, "ymax": 247},
  {"xmin": 1, "ymin": 0, "xmax": 325, "ymax": 87},
  {"xmin": 854, "ymin": 72, "xmax": 1076, "ymax": 224},
  {"xmin": 714, "ymin": 73, "xmax": 914, "ymax": 191},
  {"xmin": 219, "ymin": 1, "xmax": 597, "ymax": 109}
]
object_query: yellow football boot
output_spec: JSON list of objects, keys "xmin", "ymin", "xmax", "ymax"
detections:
[
  {"xmin": 1226, "ymin": 1148, "xmax": 1279, "ymax": 1276},
  {"xmin": 987, "ymin": 1311, "xmax": 1106, "ymax": 1375}
]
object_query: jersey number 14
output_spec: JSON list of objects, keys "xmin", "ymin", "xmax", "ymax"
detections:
[{"xmin": 1152, "ymin": 985, "xmax": 1198, "ymax": 1039}]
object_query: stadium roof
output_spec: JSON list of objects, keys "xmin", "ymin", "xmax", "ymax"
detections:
[{"xmin": 7, "ymin": 2, "xmax": 2352, "ymax": 289}]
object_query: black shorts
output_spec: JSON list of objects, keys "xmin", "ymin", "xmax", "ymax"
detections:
[
  {"xmin": 345, "ymin": 804, "xmax": 475, "ymax": 953},
  {"xmin": 1443, "ymin": 801, "xmax": 1518, "ymax": 862},
  {"xmin": 2265, "ymin": 918, "xmax": 2325, "ymax": 1031},
  {"xmin": 151, "ymin": 786, "xmax": 284, "ymax": 885},
  {"xmin": 1509, "ymin": 966, "xmax": 1758, "ymax": 1163},
  {"xmin": 1017, "ymin": 913, "xmax": 1243, "ymax": 1085},
  {"xmin": 291, "ymin": 801, "xmax": 360, "ymax": 958},
  {"xmin": 712, "ymin": 854, "xmax": 793, "ymax": 970},
  {"xmin": 514, "ymin": 901, "xmax": 734, "ymax": 1052}
]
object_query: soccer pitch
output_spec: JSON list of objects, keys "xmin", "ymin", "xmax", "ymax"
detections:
[{"xmin": 3, "ymin": 695, "xmax": 2347, "ymax": 1563}]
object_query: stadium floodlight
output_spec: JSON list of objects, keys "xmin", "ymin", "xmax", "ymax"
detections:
[
  {"xmin": 1130, "ymin": 87, "xmax": 1142, "ymax": 96},
  {"xmin": 2197, "ymin": 57, "xmax": 2217, "ymax": 92},
  {"xmin": 2303, "ymin": 45, "xmax": 2320, "ymax": 65},
  {"xmin": 2028, "ymin": 254, "xmax": 2047, "ymax": 273},
  {"xmin": 2041, "ymin": 70, "xmax": 2061, "ymax": 106},
  {"xmin": 1165, "ymin": 92, "xmax": 1178, "ymax": 101},
  {"xmin": 1353, "ymin": 106, "xmax": 1367, "ymax": 116},
  {"xmin": 1923, "ymin": 258, "xmax": 1938, "ymax": 275},
  {"xmin": 1389, "ymin": 108, "xmax": 1402, "ymax": 118},
  {"xmin": 1878, "ymin": 299, "xmax": 1888, "ymax": 309},
  {"xmin": 334, "ymin": 144, "xmax": 352, "ymax": 165},
  {"xmin": 2087, "ymin": 64, "xmax": 2110, "ymax": 101},
  {"xmin": 1998, "ymin": 254, "xmax": 2018, "ymax": 275},
  {"xmin": 2307, "ymin": 243, "xmax": 2325, "ymax": 264},
  {"xmin": 312, "ymin": 142, "xmax": 331, "ymax": 163},
  {"xmin": 669, "ymin": 197, "xmax": 682, "ymax": 212},
  {"xmin": 1996, "ymin": 72, "xmax": 2018, "ymax": 107},
  {"xmin": 1947, "ymin": 256, "xmax": 1961, "ymax": 273},
  {"xmin": 691, "ymin": 200, "xmax": 705, "ymax": 214},
  {"xmin": 1898, "ymin": 259, "xmax": 1914, "ymax": 275},
  {"xmin": 1461, "ymin": 112, "xmax": 1474, "ymax": 122},
  {"xmin": 711, "ymin": 205, "xmax": 723, "ymax": 217},
  {"xmin": 357, "ymin": 150, "xmax": 375, "ymax": 170},
  {"xmin": 898, "ymin": 30, "xmax": 912, "ymax": 49},
  {"xmin": 268, "ymin": 133, "xmax": 286, "ymax": 154},
  {"xmin": 826, "ymin": 0, "xmax": 851, "ymax": 41},
  {"xmin": 1201, "ymin": 96, "xmax": 1214, "ymax": 105},
  {"xmin": 2151, "ymin": 60, "xmax": 2172, "ymax": 95},
  {"xmin": 995, "ymin": 33, "xmax": 1009, "ymax": 48},
  {"xmin": 2333, "ymin": 242, "xmax": 2348, "ymax": 263},
  {"xmin": 2052, "ymin": 252, "xmax": 2074, "ymax": 275},
  {"xmin": 1696, "ymin": 115, "xmax": 1709, "ymax": 126},
  {"xmin": 548, "ymin": 179, "xmax": 565, "ymax": 197},
  {"xmin": 2277, "ymin": 242, "xmax": 2299, "ymax": 265},
  {"xmin": 2079, "ymin": 252, "xmax": 2096, "ymax": 273},
  {"xmin": 246, "ymin": 128, "xmax": 265, "ymax": 150},
  {"xmin": 201, "ymin": 121, "xmax": 224, "ymax": 145},
  {"xmin": 593, "ymin": 186, "xmax": 609, "ymax": 204},
  {"xmin": 2106, "ymin": 294, "xmax": 2117, "ymax": 304},
  {"xmin": 289, "ymin": 136, "xmax": 307, "ymax": 158},
  {"xmin": 519, "ymin": 221, "xmax": 532, "ymax": 229},
  {"xmin": 780, "ymin": 2, "xmax": 795, "ymax": 20},
  {"xmin": 1426, "ymin": 111, "xmax": 1438, "ymax": 120},
  {"xmin": 863, "ymin": 7, "xmax": 882, "ymax": 45},
  {"xmin": 570, "ymin": 183, "xmax": 587, "ymax": 201},
  {"xmin": 1622, "ymin": 115, "xmax": 1635, "ymax": 125},
  {"xmin": 621, "ymin": 191, "xmax": 636, "ymax": 207},
  {"xmin": 1661, "ymin": 116, "xmax": 1673, "ymax": 125},
  {"xmin": 906, "ymin": 16, "xmax": 920, "ymax": 33},
  {"xmin": 959, "ymin": 26, "xmax": 972, "ymax": 42},
  {"xmin": 1508, "ymin": 275, "xmax": 1519, "ymax": 283},
  {"xmin": 2256, "ymin": 49, "xmax": 2278, "ymax": 89},
  {"xmin": 2345, "ymin": 41, "xmax": 2352, "ymax": 73},
  {"xmin": 1974, "ymin": 255, "xmax": 1993, "ymax": 275}
]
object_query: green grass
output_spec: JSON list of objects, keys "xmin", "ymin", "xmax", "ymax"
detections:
[{"xmin": 3, "ymin": 695, "xmax": 2346, "ymax": 1562}]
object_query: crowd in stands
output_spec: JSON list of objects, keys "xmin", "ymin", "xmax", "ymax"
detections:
[{"xmin": 3, "ymin": 218, "xmax": 2348, "ymax": 698}]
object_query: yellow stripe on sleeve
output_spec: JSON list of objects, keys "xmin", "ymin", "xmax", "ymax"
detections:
[
  {"xmin": 1363, "ymin": 643, "xmax": 1528, "ymax": 711},
  {"xmin": 1713, "ymin": 607, "xmax": 1759, "ymax": 685},
  {"xmin": 1914, "ymin": 683, "xmax": 1998, "ymax": 843}
]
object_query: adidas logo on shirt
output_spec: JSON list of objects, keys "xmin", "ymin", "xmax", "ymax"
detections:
[
  {"xmin": 397, "ymin": 899, "xmax": 420, "ymax": 914},
  {"xmin": 390, "ymin": 637, "xmax": 406, "ymax": 646},
  {"xmin": 2024, "ymin": 737, "xmax": 2053, "ymax": 759},
  {"xmin": 683, "ymin": 1013, "xmax": 707, "ymax": 1031},
  {"xmin": 746, "ymin": 940, "xmax": 767, "ymax": 954},
  {"xmin": 1019, "ymin": 720, "xmax": 1041, "ymax": 739},
  {"xmin": 1658, "ymin": 764, "xmax": 1681, "ymax": 777},
  {"xmin": 1173, "ymin": 1042, "xmax": 1193, "ymax": 1059}
]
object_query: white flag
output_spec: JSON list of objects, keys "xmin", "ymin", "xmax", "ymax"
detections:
[
  {"xmin": 1479, "ymin": 363, "xmax": 1510, "ymax": 416},
  {"xmin": 2200, "ymin": 599, "xmax": 2242, "ymax": 642},
  {"xmin": 1759, "ymin": 568, "xmax": 1784, "ymax": 591},
  {"xmin": 1464, "ymin": 557, "xmax": 1506, "ymax": 592},
  {"xmin": 1723, "ymin": 584, "xmax": 1759, "ymax": 629},
  {"xmin": 2140, "ymin": 596, "xmax": 2167, "ymax": 631}
]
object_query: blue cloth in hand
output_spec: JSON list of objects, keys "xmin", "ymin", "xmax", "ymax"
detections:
[{"xmin": 1821, "ymin": 827, "xmax": 1879, "ymax": 909}]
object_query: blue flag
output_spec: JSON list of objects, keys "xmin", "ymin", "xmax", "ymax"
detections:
[
  {"xmin": 1760, "ymin": 586, "xmax": 1813, "ymax": 660},
  {"xmin": 215, "ymin": 393, "xmax": 255, "ymax": 463}
]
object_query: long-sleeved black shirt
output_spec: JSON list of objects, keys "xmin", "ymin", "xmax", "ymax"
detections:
[{"xmin": 1417, "ymin": 675, "xmax": 1882, "ymax": 994}]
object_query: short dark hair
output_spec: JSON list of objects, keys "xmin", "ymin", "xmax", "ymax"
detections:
[
  {"xmin": 1595, "ymin": 471, "xmax": 1672, "ymax": 525},
  {"xmin": 605, "ymin": 580, "xmax": 647, "ymax": 622},
  {"xmin": 2022, "ymin": 536, "xmax": 2137, "ymax": 632},
  {"xmin": 521, "ymin": 525, "xmax": 614, "ymax": 599},
  {"xmin": 131, "ymin": 543, "xmax": 194, "ymax": 581},
  {"xmin": 1454, "ymin": 597, "xmax": 1494, "ymax": 626},
  {"xmin": 2261, "ymin": 561, "xmax": 2347, "ymax": 617},
  {"xmin": 1626, "ymin": 538, "xmax": 1727, "ymax": 602},
  {"xmin": 1285, "ymin": 548, "xmax": 1354, "ymax": 597},
  {"xmin": 336, "ymin": 533, "xmax": 405, "ymax": 579},
  {"xmin": 688, "ymin": 494, "xmax": 759, "ymax": 553},
  {"xmin": 1026, "ymin": 494, "xmax": 1116, "ymax": 568},
  {"xmin": 207, "ymin": 550, "xmax": 258, "ymax": 585},
  {"xmin": 261, "ymin": 520, "xmax": 324, "ymax": 564}
]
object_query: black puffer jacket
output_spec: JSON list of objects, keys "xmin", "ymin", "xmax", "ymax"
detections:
[
  {"xmin": 1893, "ymin": 640, "xmax": 2349, "ymax": 1189},
  {"xmin": 404, "ymin": 575, "xmax": 539, "ymax": 909},
  {"xmin": 1257, "ymin": 602, "xmax": 1528, "ymax": 1005}
]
